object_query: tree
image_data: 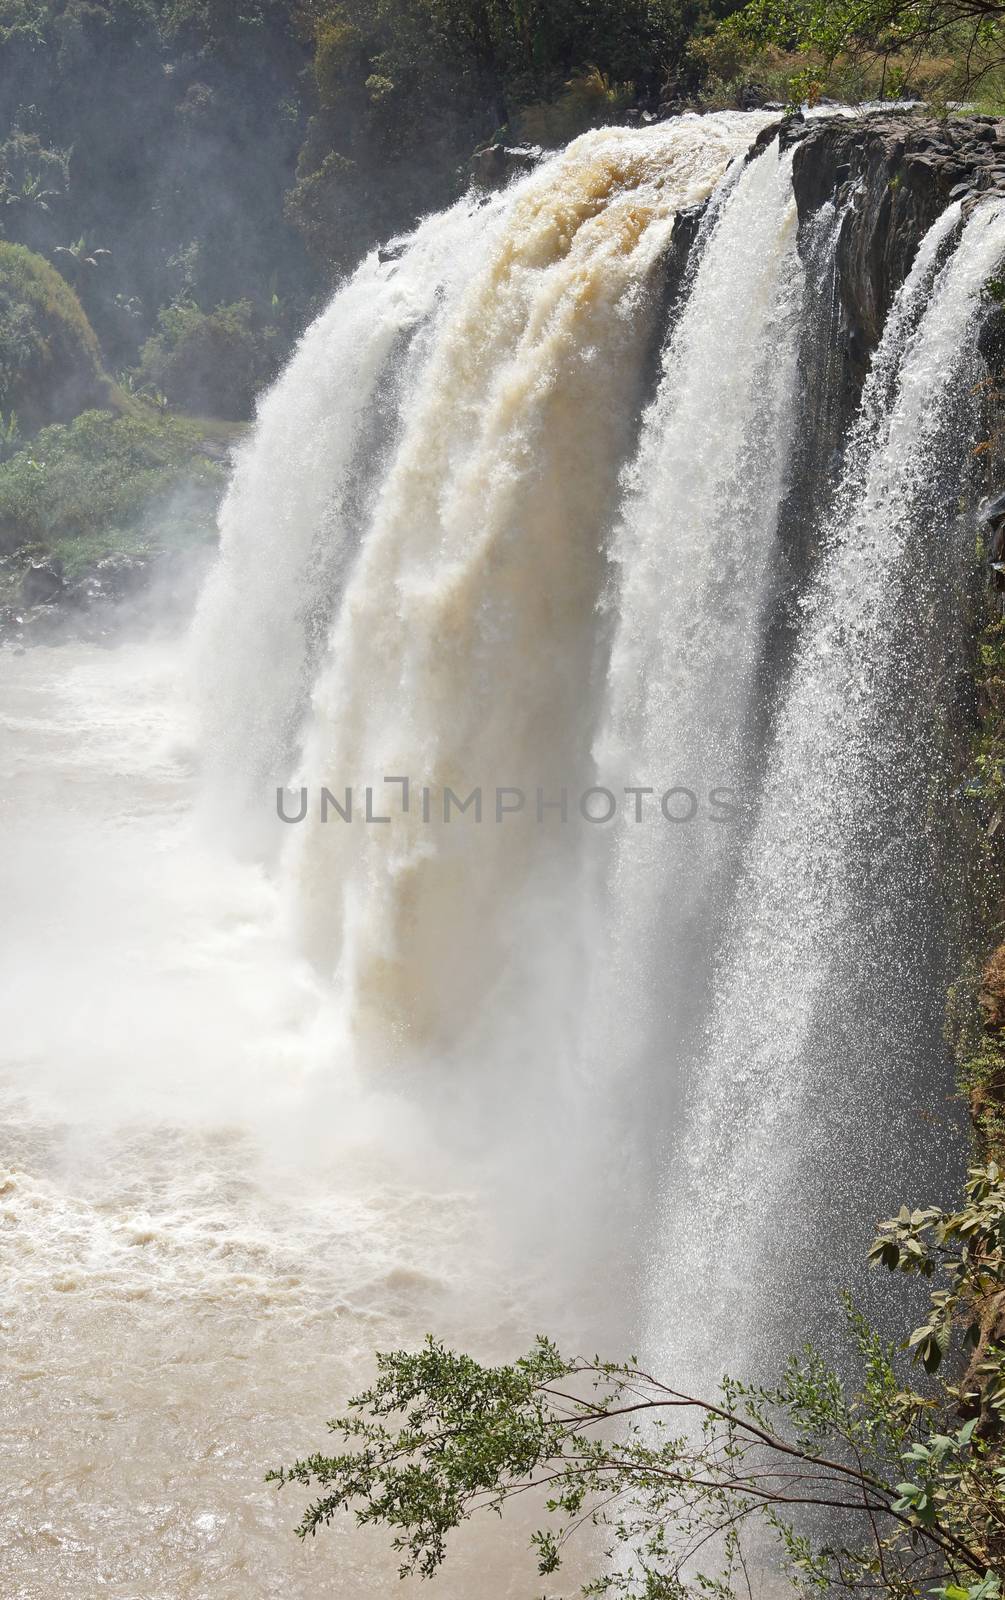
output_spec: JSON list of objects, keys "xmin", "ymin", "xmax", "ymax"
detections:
[
  {"xmin": 283, "ymin": 0, "xmax": 713, "ymax": 272},
  {"xmin": 136, "ymin": 297, "xmax": 281, "ymax": 419},
  {"xmin": 269, "ymin": 1166, "xmax": 1005, "ymax": 1598},
  {"xmin": 728, "ymin": 0, "xmax": 1005, "ymax": 99}
]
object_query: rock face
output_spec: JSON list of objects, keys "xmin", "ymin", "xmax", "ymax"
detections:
[
  {"xmin": 19, "ymin": 558, "xmax": 64, "ymax": 607},
  {"xmin": 469, "ymin": 144, "xmax": 541, "ymax": 189},
  {"xmin": 726, "ymin": 110, "xmax": 1005, "ymax": 594},
  {"xmin": 785, "ymin": 112, "xmax": 1005, "ymax": 397},
  {"xmin": 707, "ymin": 109, "xmax": 1005, "ymax": 691},
  {"xmin": 0, "ymin": 544, "xmax": 213, "ymax": 648}
]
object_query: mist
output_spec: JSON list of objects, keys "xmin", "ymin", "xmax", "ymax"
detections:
[{"xmin": 4, "ymin": 7, "xmax": 1005, "ymax": 1598}]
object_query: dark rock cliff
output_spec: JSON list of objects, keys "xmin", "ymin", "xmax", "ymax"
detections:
[
  {"xmin": 786, "ymin": 111, "xmax": 1005, "ymax": 400},
  {"xmin": 732, "ymin": 111, "xmax": 1005, "ymax": 773},
  {"xmin": 738, "ymin": 112, "xmax": 1005, "ymax": 601}
]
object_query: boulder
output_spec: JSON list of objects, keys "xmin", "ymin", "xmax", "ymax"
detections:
[
  {"xmin": 19, "ymin": 558, "xmax": 64, "ymax": 606},
  {"xmin": 87, "ymin": 554, "xmax": 148, "ymax": 601},
  {"xmin": 469, "ymin": 144, "xmax": 540, "ymax": 190}
]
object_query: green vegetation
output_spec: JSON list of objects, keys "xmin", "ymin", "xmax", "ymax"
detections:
[
  {"xmin": 0, "ymin": 0, "xmax": 1001, "ymax": 574},
  {"xmin": 0, "ymin": 407, "xmax": 229, "ymax": 566},
  {"xmin": 284, "ymin": 0, "xmax": 723, "ymax": 269},
  {"xmin": 941, "ymin": 569, "xmax": 1005, "ymax": 1150},
  {"xmin": 270, "ymin": 1170, "xmax": 1005, "ymax": 1597},
  {"xmin": 689, "ymin": 31, "xmax": 961, "ymax": 112},
  {"xmin": 0, "ymin": 240, "xmax": 106, "ymax": 431},
  {"xmin": 136, "ymin": 298, "xmax": 283, "ymax": 420},
  {"xmin": 723, "ymin": 0, "xmax": 1005, "ymax": 106}
]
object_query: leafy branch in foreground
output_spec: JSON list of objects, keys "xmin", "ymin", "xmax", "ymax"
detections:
[{"xmin": 270, "ymin": 1167, "xmax": 1005, "ymax": 1597}]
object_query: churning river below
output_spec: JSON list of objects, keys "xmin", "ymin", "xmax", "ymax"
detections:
[{"xmin": 0, "ymin": 640, "xmax": 590, "ymax": 1600}]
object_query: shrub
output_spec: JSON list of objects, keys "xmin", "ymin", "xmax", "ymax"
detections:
[
  {"xmin": 313, "ymin": 11, "xmax": 365, "ymax": 107},
  {"xmin": 283, "ymin": 147, "xmax": 361, "ymax": 269},
  {"xmin": 0, "ymin": 129, "xmax": 69, "ymax": 255},
  {"xmin": 136, "ymin": 298, "xmax": 281, "ymax": 420},
  {"xmin": 0, "ymin": 406, "xmax": 227, "ymax": 558},
  {"xmin": 0, "ymin": 240, "xmax": 107, "ymax": 430}
]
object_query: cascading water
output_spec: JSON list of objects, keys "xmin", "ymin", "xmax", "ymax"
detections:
[
  {"xmin": 589, "ymin": 138, "xmax": 803, "ymax": 1170},
  {"xmin": 192, "ymin": 195, "xmax": 501, "ymax": 845},
  {"xmin": 646, "ymin": 196, "xmax": 1005, "ymax": 1390},
  {"xmin": 7, "ymin": 110, "xmax": 1005, "ymax": 1599},
  {"xmin": 195, "ymin": 114, "xmax": 778, "ymax": 1075},
  {"xmin": 192, "ymin": 111, "xmax": 1005, "ymax": 1377}
]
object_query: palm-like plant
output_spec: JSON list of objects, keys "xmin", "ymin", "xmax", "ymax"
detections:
[
  {"xmin": 4, "ymin": 175, "xmax": 60, "ymax": 214},
  {"xmin": 52, "ymin": 235, "xmax": 111, "ymax": 278}
]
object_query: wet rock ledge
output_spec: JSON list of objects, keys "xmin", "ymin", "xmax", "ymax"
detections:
[{"xmin": 783, "ymin": 111, "xmax": 1005, "ymax": 387}]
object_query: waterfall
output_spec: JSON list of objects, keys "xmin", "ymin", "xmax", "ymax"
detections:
[
  {"xmin": 646, "ymin": 196, "xmax": 1005, "ymax": 1388},
  {"xmin": 191, "ymin": 194, "xmax": 502, "ymax": 846},
  {"xmin": 591, "ymin": 137, "xmax": 803, "ymax": 1159},
  {"xmin": 191, "ymin": 113, "xmax": 1005, "ymax": 1376},
  {"xmin": 286, "ymin": 116, "xmax": 788, "ymax": 1080},
  {"xmin": 194, "ymin": 112, "xmax": 776, "ymax": 1070}
]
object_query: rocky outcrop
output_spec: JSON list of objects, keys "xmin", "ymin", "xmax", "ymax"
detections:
[
  {"xmin": 469, "ymin": 144, "xmax": 541, "ymax": 189},
  {"xmin": 786, "ymin": 112, "xmax": 1005, "ymax": 394},
  {"xmin": 0, "ymin": 546, "xmax": 212, "ymax": 648},
  {"xmin": 19, "ymin": 557, "xmax": 64, "ymax": 607}
]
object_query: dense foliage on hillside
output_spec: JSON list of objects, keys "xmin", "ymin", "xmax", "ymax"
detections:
[
  {"xmin": 0, "ymin": 407, "xmax": 226, "ymax": 560},
  {"xmin": 1, "ymin": 0, "xmax": 1003, "ymax": 597},
  {"xmin": 1, "ymin": 0, "xmax": 1002, "ymax": 418},
  {"xmin": 0, "ymin": 0, "xmax": 741, "ymax": 377}
]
